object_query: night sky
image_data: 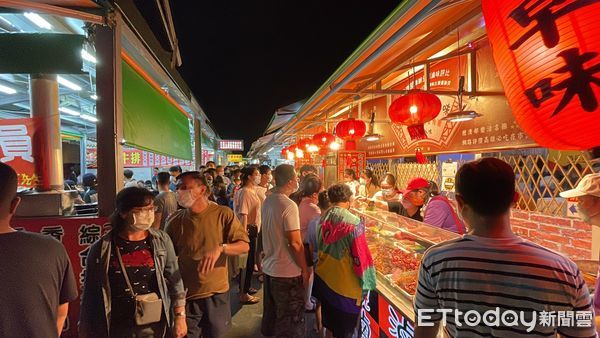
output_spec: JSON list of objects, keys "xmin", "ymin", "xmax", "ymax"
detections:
[{"xmin": 137, "ymin": 1, "xmax": 400, "ymax": 152}]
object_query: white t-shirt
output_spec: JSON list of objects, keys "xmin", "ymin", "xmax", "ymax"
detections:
[
  {"xmin": 261, "ymin": 192, "xmax": 302, "ymax": 278},
  {"xmin": 345, "ymin": 180, "xmax": 360, "ymax": 197},
  {"xmin": 233, "ymin": 187, "xmax": 262, "ymax": 230},
  {"xmin": 256, "ymin": 185, "xmax": 268, "ymax": 203}
]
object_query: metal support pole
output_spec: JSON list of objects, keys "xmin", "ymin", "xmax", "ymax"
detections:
[
  {"xmin": 30, "ymin": 74, "xmax": 63, "ymax": 190},
  {"xmin": 194, "ymin": 118, "xmax": 202, "ymax": 170},
  {"xmin": 79, "ymin": 134, "xmax": 87, "ymax": 180},
  {"xmin": 96, "ymin": 14, "xmax": 124, "ymax": 217}
]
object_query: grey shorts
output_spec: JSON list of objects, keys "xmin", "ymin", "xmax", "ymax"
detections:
[{"xmin": 185, "ymin": 292, "xmax": 232, "ymax": 338}]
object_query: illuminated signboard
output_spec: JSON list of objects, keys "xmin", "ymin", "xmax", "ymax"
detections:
[{"xmin": 218, "ymin": 139, "xmax": 244, "ymax": 151}]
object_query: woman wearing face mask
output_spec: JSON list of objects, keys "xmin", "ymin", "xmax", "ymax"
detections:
[
  {"xmin": 79, "ymin": 187, "xmax": 187, "ymax": 338},
  {"xmin": 371, "ymin": 173, "xmax": 401, "ymax": 208},
  {"xmin": 358, "ymin": 169, "xmax": 380, "ymax": 199},
  {"xmin": 403, "ymin": 177, "xmax": 465, "ymax": 234},
  {"xmin": 232, "ymin": 167, "xmax": 262, "ymax": 304}
]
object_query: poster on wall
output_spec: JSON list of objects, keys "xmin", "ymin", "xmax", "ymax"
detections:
[
  {"xmin": 0, "ymin": 118, "xmax": 41, "ymax": 187},
  {"xmin": 11, "ymin": 217, "xmax": 109, "ymax": 338},
  {"xmin": 441, "ymin": 161, "xmax": 458, "ymax": 192}
]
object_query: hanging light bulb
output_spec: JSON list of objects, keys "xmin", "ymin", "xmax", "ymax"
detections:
[
  {"xmin": 295, "ymin": 148, "xmax": 304, "ymax": 158},
  {"xmin": 329, "ymin": 141, "xmax": 341, "ymax": 151}
]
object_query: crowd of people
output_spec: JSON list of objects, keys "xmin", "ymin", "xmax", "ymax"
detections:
[{"xmin": 1, "ymin": 158, "xmax": 599, "ymax": 337}]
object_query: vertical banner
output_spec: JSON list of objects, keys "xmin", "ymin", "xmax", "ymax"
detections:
[
  {"xmin": 11, "ymin": 217, "xmax": 109, "ymax": 338},
  {"xmin": 0, "ymin": 118, "xmax": 41, "ymax": 187},
  {"xmin": 337, "ymin": 151, "xmax": 367, "ymax": 182}
]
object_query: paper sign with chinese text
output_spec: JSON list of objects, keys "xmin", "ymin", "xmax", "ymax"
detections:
[{"xmin": 0, "ymin": 118, "xmax": 40, "ymax": 187}]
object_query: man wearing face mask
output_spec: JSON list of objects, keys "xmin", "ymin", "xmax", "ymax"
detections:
[
  {"xmin": 560, "ymin": 173, "xmax": 600, "ymax": 327},
  {"xmin": 404, "ymin": 177, "xmax": 465, "ymax": 234},
  {"xmin": 256, "ymin": 165, "xmax": 273, "ymax": 202},
  {"xmin": 165, "ymin": 172, "xmax": 249, "ymax": 338},
  {"xmin": 80, "ymin": 187, "xmax": 187, "ymax": 338}
]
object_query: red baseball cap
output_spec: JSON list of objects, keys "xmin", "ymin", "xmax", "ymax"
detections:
[{"xmin": 403, "ymin": 177, "xmax": 430, "ymax": 194}]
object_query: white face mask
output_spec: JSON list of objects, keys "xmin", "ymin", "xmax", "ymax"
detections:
[
  {"xmin": 130, "ymin": 210, "xmax": 154, "ymax": 231},
  {"xmin": 177, "ymin": 189, "xmax": 198, "ymax": 208},
  {"xmin": 254, "ymin": 176, "xmax": 262, "ymax": 186}
]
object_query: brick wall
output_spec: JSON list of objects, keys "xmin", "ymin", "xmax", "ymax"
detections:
[{"xmin": 511, "ymin": 209, "xmax": 592, "ymax": 260}]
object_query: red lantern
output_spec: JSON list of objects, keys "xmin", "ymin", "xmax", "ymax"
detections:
[
  {"xmin": 297, "ymin": 138, "xmax": 312, "ymax": 151},
  {"xmin": 388, "ymin": 90, "xmax": 441, "ymax": 140},
  {"xmin": 280, "ymin": 147, "xmax": 288, "ymax": 158},
  {"xmin": 482, "ymin": 0, "xmax": 600, "ymax": 150},
  {"xmin": 335, "ymin": 118, "xmax": 366, "ymax": 150},
  {"xmin": 313, "ymin": 132, "xmax": 336, "ymax": 155}
]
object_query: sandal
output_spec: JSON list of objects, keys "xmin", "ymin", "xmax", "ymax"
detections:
[
  {"xmin": 240, "ymin": 294, "xmax": 260, "ymax": 304},
  {"xmin": 248, "ymin": 287, "xmax": 258, "ymax": 295}
]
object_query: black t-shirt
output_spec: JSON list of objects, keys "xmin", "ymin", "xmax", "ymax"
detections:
[
  {"xmin": 0, "ymin": 231, "xmax": 78, "ymax": 338},
  {"xmin": 109, "ymin": 235, "xmax": 159, "ymax": 327},
  {"xmin": 387, "ymin": 201, "xmax": 423, "ymax": 222}
]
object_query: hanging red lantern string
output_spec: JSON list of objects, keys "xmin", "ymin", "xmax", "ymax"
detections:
[
  {"xmin": 297, "ymin": 138, "xmax": 312, "ymax": 151},
  {"xmin": 415, "ymin": 147, "xmax": 427, "ymax": 164},
  {"xmin": 388, "ymin": 90, "xmax": 441, "ymax": 140},
  {"xmin": 313, "ymin": 132, "xmax": 336, "ymax": 155},
  {"xmin": 335, "ymin": 118, "xmax": 366, "ymax": 150}
]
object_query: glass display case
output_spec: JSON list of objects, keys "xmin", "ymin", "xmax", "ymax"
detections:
[{"xmin": 351, "ymin": 206, "xmax": 459, "ymax": 335}]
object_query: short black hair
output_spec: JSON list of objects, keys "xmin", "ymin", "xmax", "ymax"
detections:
[
  {"xmin": 327, "ymin": 184, "xmax": 353, "ymax": 204},
  {"xmin": 83, "ymin": 173, "xmax": 97, "ymax": 187},
  {"xmin": 273, "ymin": 164, "xmax": 296, "ymax": 188},
  {"xmin": 299, "ymin": 164, "xmax": 318, "ymax": 175},
  {"xmin": 232, "ymin": 169, "xmax": 241, "ymax": 177},
  {"xmin": 110, "ymin": 187, "xmax": 155, "ymax": 231},
  {"xmin": 300, "ymin": 174, "xmax": 322, "ymax": 198},
  {"xmin": 124, "ymin": 169, "xmax": 134, "ymax": 179},
  {"xmin": 363, "ymin": 169, "xmax": 379, "ymax": 186},
  {"xmin": 0, "ymin": 162, "xmax": 18, "ymax": 209},
  {"xmin": 169, "ymin": 166, "xmax": 182, "ymax": 173},
  {"xmin": 157, "ymin": 172, "xmax": 171, "ymax": 185},
  {"xmin": 177, "ymin": 171, "xmax": 210, "ymax": 195},
  {"xmin": 206, "ymin": 161, "xmax": 216, "ymax": 166},
  {"xmin": 456, "ymin": 158, "xmax": 515, "ymax": 216},
  {"xmin": 317, "ymin": 190, "xmax": 330, "ymax": 210},
  {"xmin": 258, "ymin": 165, "xmax": 271, "ymax": 175}
]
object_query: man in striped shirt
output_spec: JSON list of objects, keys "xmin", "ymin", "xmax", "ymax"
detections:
[{"xmin": 414, "ymin": 158, "xmax": 596, "ymax": 338}]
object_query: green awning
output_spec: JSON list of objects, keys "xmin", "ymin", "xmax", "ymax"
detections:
[{"xmin": 122, "ymin": 60, "xmax": 192, "ymax": 160}]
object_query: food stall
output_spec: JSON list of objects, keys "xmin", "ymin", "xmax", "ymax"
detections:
[
  {"xmin": 354, "ymin": 206, "xmax": 458, "ymax": 337},
  {"xmin": 248, "ymin": 0, "xmax": 600, "ymax": 337}
]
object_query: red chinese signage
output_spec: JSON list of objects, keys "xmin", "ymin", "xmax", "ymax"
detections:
[
  {"xmin": 337, "ymin": 151, "xmax": 367, "ymax": 182},
  {"xmin": 0, "ymin": 118, "xmax": 40, "ymax": 187},
  {"xmin": 11, "ymin": 216, "xmax": 109, "ymax": 338},
  {"xmin": 482, "ymin": 0, "xmax": 600, "ymax": 150},
  {"xmin": 86, "ymin": 148, "xmax": 193, "ymax": 168}
]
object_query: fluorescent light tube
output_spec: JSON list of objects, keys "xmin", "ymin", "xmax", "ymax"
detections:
[
  {"xmin": 81, "ymin": 49, "xmax": 97, "ymax": 63},
  {"xmin": 57, "ymin": 76, "xmax": 82, "ymax": 91},
  {"xmin": 24, "ymin": 12, "xmax": 52, "ymax": 30},
  {"xmin": 0, "ymin": 84, "xmax": 17, "ymax": 94},
  {"xmin": 59, "ymin": 107, "xmax": 81, "ymax": 116},
  {"xmin": 80, "ymin": 114, "xmax": 98, "ymax": 122}
]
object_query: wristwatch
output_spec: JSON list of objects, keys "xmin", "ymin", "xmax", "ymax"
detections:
[
  {"xmin": 221, "ymin": 243, "xmax": 228, "ymax": 253},
  {"xmin": 175, "ymin": 311, "xmax": 186, "ymax": 317}
]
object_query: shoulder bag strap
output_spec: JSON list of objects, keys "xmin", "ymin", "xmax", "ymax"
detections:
[{"xmin": 114, "ymin": 238, "xmax": 137, "ymax": 298}]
